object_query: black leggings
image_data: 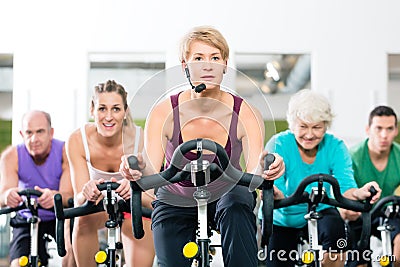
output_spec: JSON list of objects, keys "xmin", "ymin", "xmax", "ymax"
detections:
[
  {"xmin": 152, "ymin": 185, "xmax": 258, "ymax": 267},
  {"xmin": 266, "ymin": 208, "xmax": 350, "ymax": 267}
]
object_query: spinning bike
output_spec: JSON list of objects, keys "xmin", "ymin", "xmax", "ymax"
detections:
[
  {"xmin": 260, "ymin": 174, "xmax": 377, "ymax": 267},
  {"xmin": 54, "ymin": 182, "xmax": 151, "ymax": 267},
  {"xmin": 368, "ymin": 195, "xmax": 400, "ymax": 267},
  {"xmin": 128, "ymin": 138, "xmax": 275, "ymax": 267},
  {"xmin": 0, "ymin": 189, "xmax": 51, "ymax": 267}
]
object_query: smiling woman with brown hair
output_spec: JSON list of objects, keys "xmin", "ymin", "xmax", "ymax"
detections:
[{"xmin": 66, "ymin": 80, "xmax": 155, "ymax": 267}]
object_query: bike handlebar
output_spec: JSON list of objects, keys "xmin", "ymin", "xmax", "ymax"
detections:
[
  {"xmin": 0, "ymin": 189, "xmax": 43, "ymax": 215},
  {"xmin": 263, "ymin": 173, "xmax": 377, "ymax": 250},
  {"xmin": 19, "ymin": 189, "xmax": 43, "ymax": 197},
  {"xmin": 0, "ymin": 204, "xmax": 25, "ymax": 215},
  {"xmin": 129, "ymin": 138, "xmax": 274, "ymax": 240},
  {"xmin": 54, "ymin": 182, "xmax": 152, "ymax": 257},
  {"xmin": 273, "ymin": 174, "xmax": 374, "ymax": 211},
  {"xmin": 370, "ymin": 195, "xmax": 400, "ymax": 220}
]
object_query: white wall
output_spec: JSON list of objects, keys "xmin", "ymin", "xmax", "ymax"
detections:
[{"xmin": 1, "ymin": 0, "xmax": 399, "ymax": 146}]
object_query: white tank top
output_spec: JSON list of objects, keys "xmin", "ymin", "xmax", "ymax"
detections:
[{"xmin": 80, "ymin": 124, "xmax": 141, "ymax": 181}]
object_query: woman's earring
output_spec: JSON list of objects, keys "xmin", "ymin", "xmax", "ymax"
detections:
[{"xmin": 223, "ymin": 69, "xmax": 226, "ymax": 74}]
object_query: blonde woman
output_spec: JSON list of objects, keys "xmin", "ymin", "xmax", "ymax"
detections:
[{"xmin": 120, "ymin": 26, "xmax": 285, "ymax": 267}]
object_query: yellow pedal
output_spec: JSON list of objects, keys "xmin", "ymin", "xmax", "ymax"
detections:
[
  {"xmin": 380, "ymin": 255, "xmax": 391, "ymax": 266},
  {"xmin": 95, "ymin": 250, "xmax": 108, "ymax": 264},
  {"xmin": 18, "ymin": 256, "xmax": 29, "ymax": 266},
  {"xmin": 302, "ymin": 250, "xmax": 315, "ymax": 264},
  {"xmin": 183, "ymin": 242, "xmax": 199, "ymax": 259}
]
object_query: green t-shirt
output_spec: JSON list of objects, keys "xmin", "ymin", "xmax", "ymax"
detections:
[{"xmin": 349, "ymin": 139, "xmax": 400, "ymax": 198}]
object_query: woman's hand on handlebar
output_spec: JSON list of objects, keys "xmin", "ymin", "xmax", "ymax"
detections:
[
  {"xmin": 34, "ymin": 186, "xmax": 55, "ymax": 209},
  {"xmin": 259, "ymin": 151, "xmax": 285, "ymax": 181},
  {"xmin": 119, "ymin": 153, "xmax": 146, "ymax": 181},
  {"xmin": 82, "ymin": 178, "xmax": 104, "ymax": 204},
  {"xmin": 351, "ymin": 181, "xmax": 381, "ymax": 204},
  {"xmin": 110, "ymin": 177, "xmax": 131, "ymax": 200}
]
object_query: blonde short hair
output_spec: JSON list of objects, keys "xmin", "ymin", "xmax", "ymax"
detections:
[
  {"xmin": 287, "ymin": 89, "xmax": 334, "ymax": 130},
  {"xmin": 179, "ymin": 25, "xmax": 229, "ymax": 63}
]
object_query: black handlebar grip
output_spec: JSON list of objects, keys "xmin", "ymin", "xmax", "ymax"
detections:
[
  {"xmin": 67, "ymin": 198, "xmax": 74, "ymax": 208},
  {"xmin": 54, "ymin": 193, "xmax": 66, "ymax": 257},
  {"xmin": 264, "ymin": 153, "xmax": 276, "ymax": 170},
  {"xmin": 128, "ymin": 155, "xmax": 145, "ymax": 239},
  {"xmin": 261, "ymin": 153, "xmax": 276, "ymax": 247},
  {"xmin": 0, "ymin": 204, "xmax": 25, "ymax": 215},
  {"xmin": 358, "ymin": 185, "xmax": 379, "ymax": 252},
  {"xmin": 18, "ymin": 189, "xmax": 43, "ymax": 197},
  {"xmin": 364, "ymin": 185, "xmax": 378, "ymax": 210},
  {"xmin": 97, "ymin": 182, "xmax": 120, "ymax": 191},
  {"xmin": 131, "ymin": 191, "xmax": 144, "ymax": 239},
  {"xmin": 263, "ymin": 153, "xmax": 276, "ymax": 189},
  {"xmin": 368, "ymin": 186, "xmax": 378, "ymax": 199},
  {"xmin": 66, "ymin": 198, "xmax": 74, "ymax": 247},
  {"xmin": 128, "ymin": 155, "xmax": 139, "ymax": 170}
]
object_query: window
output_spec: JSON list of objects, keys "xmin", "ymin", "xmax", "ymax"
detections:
[
  {"xmin": 235, "ymin": 52, "xmax": 311, "ymax": 121},
  {"xmin": 388, "ymin": 54, "xmax": 400, "ymax": 116},
  {"xmin": 0, "ymin": 53, "xmax": 13, "ymax": 153},
  {"xmin": 88, "ymin": 52, "xmax": 166, "ymax": 122}
]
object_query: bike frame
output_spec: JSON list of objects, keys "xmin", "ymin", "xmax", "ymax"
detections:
[
  {"xmin": 128, "ymin": 138, "xmax": 274, "ymax": 267},
  {"xmin": 298, "ymin": 187, "xmax": 325, "ymax": 267},
  {"xmin": 191, "ymin": 180, "xmax": 212, "ymax": 266},
  {"xmin": 187, "ymin": 142, "xmax": 213, "ymax": 267},
  {"xmin": 0, "ymin": 189, "xmax": 45, "ymax": 267},
  {"xmin": 26, "ymin": 197, "xmax": 41, "ymax": 267},
  {"xmin": 100, "ymin": 184, "xmax": 123, "ymax": 267},
  {"xmin": 260, "ymin": 174, "xmax": 376, "ymax": 267},
  {"xmin": 54, "ymin": 182, "xmax": 131, "ymax": 267},
  {"xmin": 370, "ymin": 195, "xmax": 400, "ymax": 267}
]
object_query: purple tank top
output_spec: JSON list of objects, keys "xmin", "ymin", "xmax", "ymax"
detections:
[
  {"xmin": 164, "ymin": 92, "xmax": 243, "ymax": 191},
  {"xmin": 17, "ymin": 139, "xmax": 64, "ymax": 221}
]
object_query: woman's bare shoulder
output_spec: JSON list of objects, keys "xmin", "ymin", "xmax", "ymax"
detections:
[
  {"xmin": 68, "ymin": 124, "xmax": 94, "ymax": 146},
  {"xmin": 239, "ymin": 98, "xmax": 262, "ymax": 118},
  {"xmin": 149, "ymin": 96, "xmax": 173, "ymax": 117}
]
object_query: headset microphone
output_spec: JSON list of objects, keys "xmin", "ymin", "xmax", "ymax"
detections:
[{"xmin": 185, "ymin": 67, "xmax": 206, "ymax": 93}]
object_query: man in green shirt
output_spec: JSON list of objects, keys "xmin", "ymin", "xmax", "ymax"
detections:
[{"xmin": 348, "ymin": 105, "xmax": 400, "ymax": 267}]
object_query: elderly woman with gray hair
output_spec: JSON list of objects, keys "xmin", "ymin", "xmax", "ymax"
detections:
[{"xmin": 262, "ymin": 89, "xmax": 381, "ymax": 267}]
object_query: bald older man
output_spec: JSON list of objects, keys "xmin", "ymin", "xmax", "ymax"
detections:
[{"xmin": 0, "ymin": 110, "xmax": 75, "ymax": 267}]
